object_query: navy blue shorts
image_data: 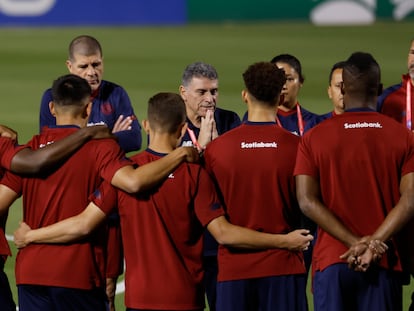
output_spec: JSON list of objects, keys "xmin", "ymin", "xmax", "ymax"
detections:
[
  {"xmin": 127, "ymin": 309, "xmax": 203, "ymax": 311},
  {"xmin": 216, "ymin": 274, "xmax": 308, "ymax": 311},
  {"xmin": 18, "ymin": 284, "xmax": 107, "ymax": 311},
  {"xmin": 313, "ymin": 263, "xmax": 403, "ymax": 311},
  {"xmin": 0, "ymin": 270, "xmax": 16, "ymax": 311}
]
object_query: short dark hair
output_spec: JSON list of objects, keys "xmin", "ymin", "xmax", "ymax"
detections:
[
  {"xmin": 343, "ymin": 52, "xmax": 381, "ymax": 97},
  {"xmin": 68, "ymin": 35, "xmax": 103, "ymax": 61},
  {"xmin": 242, "ymin": 62, "xmax": 286, "ymax": 105},
  {"xmin": 147, "ymin": 92, "xmax": 186, "ymax": 134},
  {"xmin": 181, "ymin": 62, "xmax": 218, "ymax": 87},
  {"xmin": 328, "ymin": 61, "xmax": 346, "ymax": 85},
  {"xmin": 270, "ymin": 54, "xmax": 304, "ymax": 83},
  {"xmin": 51, "ymin": 74, "xmax": 91, "ymax": 107}
]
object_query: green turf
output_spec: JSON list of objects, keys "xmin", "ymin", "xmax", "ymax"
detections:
[{"xmin": 1, "ymin": 21, "xmax": 414, "ymax": 310}]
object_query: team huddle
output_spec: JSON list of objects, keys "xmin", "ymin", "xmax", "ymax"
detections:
[{"xmin": 0, "ymin": 34, "xmax": 413, "ymax": 311}]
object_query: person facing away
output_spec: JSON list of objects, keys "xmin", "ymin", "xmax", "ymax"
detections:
[
  {"xmin": 295, "ymin": 51, "xmax": 414, "ymax": 311},
  {"xmin": 39, "ymin": 34, "xmax": 142, "ymax": 153},
  {"xmin": 318, "ymin": 61, "xmax": 346, "ymax": 121},
  {"xmin": 0, "ymin": 123, "xmax": 111, "ymax": 311},
  {"xmin": 0, "ymin": 75, "xmax": 198, "ymax": 311},
  {"xmin": 203, "ymin": 61, "xmax": 313, "ymax": 311},
  {"xmin": 242, "ymin": 54, "xmax": 320, "ymax": 136},
  {"xmin": 13, "ymin": 92, "xmax": 312, "ymax": 311},
  {"xmin": 178, "ymin": 61, "xmax": 241, "ymax": 311},
  {"xmin": 377, "ymin": 37, "xmax": 414, "ymax": 131}
]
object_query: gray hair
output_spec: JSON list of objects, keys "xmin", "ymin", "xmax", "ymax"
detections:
[{"xmin": 181, "ymin": 62, "xmax": 218, "ymax": 86}]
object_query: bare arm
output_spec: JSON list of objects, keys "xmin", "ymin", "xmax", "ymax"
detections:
[
  {"xmin": 296, "ymin": 174, "xmax": 359, "ymax": 247},
  {"xmin": 0, "ymin": 125, "xmax": 17, "ymax": 139},
  {"xmin": 0, "ymin": 184, "xmax": 19, "ymax": 217},
  {"xmin": 207, "ymin": 216, "xmax": 313, "ymax": 251},
  {"xmin": 11, "ymin": 125, "xmax": 113, "ymax": 174},
  {"xmin": 14, "ymin": 202, "xmax": 106, "ymax": 248},
  {"xmin": 111, "ymin": 146, "xmax": 199, "ymax": 193},
  {"xmin": 356, "ymin": 172, "xmax": 414, "ymax": 271},
  {"xmin": 368, "ymin": 173, "xmax": 414, "ymax": 242}
]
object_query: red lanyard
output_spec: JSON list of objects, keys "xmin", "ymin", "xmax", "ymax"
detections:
[
  {"xmin": 407, "ymin": 79, "xmax": 412, "ymax": 130},
  {"xmin": 275, "ymin": 103, "xmax": 304, "ymax": 136}
]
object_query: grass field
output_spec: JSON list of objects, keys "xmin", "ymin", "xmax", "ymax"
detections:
[{"xmin": 1, "ymin": 21, "xmax": 414, "ymax": 310}]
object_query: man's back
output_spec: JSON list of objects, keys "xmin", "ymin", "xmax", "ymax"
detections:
[
  {"xmin": 2, "ymin": 126, "xmax": 129, "ymax": 290},
  {"xmin": 295, "ymin": 110, "xmax": 414, "ymax": 272},
  {"xmin": 92, "ymin": 149, "xmax": 224, "ymax": 310},
  {"xmin": 204, "ymin": 122, "xmax": 304, "ymax": 281}
]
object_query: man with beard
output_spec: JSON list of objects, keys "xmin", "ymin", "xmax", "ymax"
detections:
[{"xmin": 377, "ymin": 38, "xmax": 414, "ymax": 130}]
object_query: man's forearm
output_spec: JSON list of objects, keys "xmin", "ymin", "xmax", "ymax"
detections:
[
  {"xmin": 112, "ymin": 146, "xmax": 197, "ymax": 193},
  {"xmin": 11, "ymin": 126, "xmax": 111, "ymax": 174}
]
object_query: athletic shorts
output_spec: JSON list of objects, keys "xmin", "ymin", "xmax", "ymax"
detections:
[
  {"xmin": 313, "ymin": 263, "xmax": 403, "ymax": 311},
  {"xmin": 216, "ymin": 274, "xmax": 308, "ymax": 311},
  {"xmin": 0, "ymin": 268, "xmax": 16, "ymax": 311},
  {"xmin": 18, "ymin": 284, "xmax": 107, "ymax": 311}
]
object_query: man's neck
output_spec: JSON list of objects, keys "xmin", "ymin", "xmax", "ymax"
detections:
[
  {"xmin": 147, "ymin": 133, "xmax": 176, "ymax": 154},
  {"xmin": 55, "ymin": 117, "xmax": 87, "ymax": 128},
  {"xmin": 278, "ymin": 103, "xmax": 295, "ymax": 112},
  {"xmin": 247, "ymin": 104, "xmax": 277, "ymax": 122}
]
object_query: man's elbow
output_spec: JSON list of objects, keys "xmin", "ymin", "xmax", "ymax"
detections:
[
  {"xmin": 76, "ymin": 221, "xmax": 95, "ymax": 238},
  {"xmin": 116, "ymin": 178, "xmax": 142, "ymax": 194},
  {"xmin": 297, "ymin": 195, "xmax": 314, "ymax": 218}
]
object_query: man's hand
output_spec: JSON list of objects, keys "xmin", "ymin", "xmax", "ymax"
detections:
[
  {"xmin": 112, "ymin": 115, "xmax": 133, "ymax": 133},
  {"xmin": 339, "ymin": 236, "xmax": 369, "ymax": 269},
  {"xmin": 84, "ymin": 125, "xmax": 115, "ymax": 140},
  {"xmin": 353, "ymin": 239, "xmax": 388, "ymax": 272},
  {"xmin": 284, "ymin": 229, "xmax": 313, "ymax": 251},
  {"xmin": 0, "ymin": 124, "xmax": 17, "ymax": 140},
  {"xmin": 198, "ymin": 110, "xmax": 218, "ymax": 148},
  {"xmin": 340, "ymin": 236, "xmax": 388, "ymax": 271},
  {"xmin": 14, "ymin": 221, "xmax": 31, "ymax": 249},
  {"xmin": 177, "ymin": 146, "xmax": 200, "ymax": 163}
]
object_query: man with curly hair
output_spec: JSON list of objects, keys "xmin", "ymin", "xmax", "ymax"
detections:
[{"xmin": 203, "ymin": 62, "xmax": 312, "ymax": 311}]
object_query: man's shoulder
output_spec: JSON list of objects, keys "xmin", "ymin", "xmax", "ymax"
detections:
[
  {"xmin": 98, "ymin": 80, "xmax": 128, "ymax": 97},
  {"xmin": 214, "ymin": 107, "xmax": 242, "ymax": 129},
  {"xmin": 41, "ymin": 87, "xmax": 53, "ymax": 99},
  {"xmin": 215, "ymin": 107, "xmax": 239, "ymax": 116}
]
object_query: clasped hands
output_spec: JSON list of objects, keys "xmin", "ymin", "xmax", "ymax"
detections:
[{"xmin": 339, "ymin": 236, "xmax": 388, "ymax": 272}]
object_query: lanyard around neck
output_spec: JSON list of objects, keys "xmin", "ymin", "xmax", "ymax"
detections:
[
  {"xmin": 275, "ymin": 103, "xmax": 304, "ymax": 136},
  {"xmin": 407, "ymin": 79, "xmax": 412, "ymax": 130}
]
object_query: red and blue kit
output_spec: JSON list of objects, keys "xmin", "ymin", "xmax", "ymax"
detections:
[
  {"xmin": 0, "ymin": 137, "xmax": 26, "ymax": 170},
  {"xmin": 91, "ymin": 149, "xmax": 225, "ymax": 310},
  {"xmin": 294, "ymin": 110, "xmax": 414, "ymax": 273},
  {"xmin": 1, "ymin": 126, "xmax": 131, "ymax": 290},
  {"xmin": 40, "ymin": 80, "xmax": 142, "ymax": 152},
  {"xmin": 0, "ymin": 137, "xmax": 25, "ymax": 259},
  {"xmin": 378, "ymin": 74, "xmax": 414, "ymax": 127},
  {"xmin": 243, "ymin": 103, "xmax": 319, "ymax": 136},
  {"xmin": 203, "ymin": 121, "xmax": 305, "ymax": 281}
]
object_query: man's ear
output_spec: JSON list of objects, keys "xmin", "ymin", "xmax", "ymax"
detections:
[
  {"xmin": 178, "ymin": 122, "xmax": 188, "ymax": 139},
  {"xmin": 142, "ymin": 119, "xmax": 150, "ymax": 134},
  {"xmin": 83, "ymin": 102, "xmax": 92, "ymax": 118},
  {"xmin": 241, "ymin": 89, "xmax": 248, "ymax": 103},
  {"xmin": 179, "ymin": 85, "xmax": 187, "ymax": 101},
  {"xmin": 49, "ymin": 101, "xmax": 56, "ymax": 117},
  {"xmin": 65, "ymin": 60, "xmax": 72, "ymax": 73}
]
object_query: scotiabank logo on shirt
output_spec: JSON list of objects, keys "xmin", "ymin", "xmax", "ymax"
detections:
[
  {"xmin": 241, "ymin": 141, "xmax": 278, "ymax": 149},
  {"xmin": 343, "ymin": 121, "xmax": 382, "ymax": 129}
]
